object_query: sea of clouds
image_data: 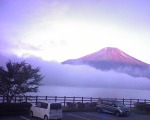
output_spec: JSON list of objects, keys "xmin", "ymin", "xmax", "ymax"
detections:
[{"xmin": 1, "ymin": 53, "xmax": 150, "ymax": 99}]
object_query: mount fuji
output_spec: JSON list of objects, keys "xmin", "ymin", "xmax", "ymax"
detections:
[{"xmin": 62, "ymin": 47, "xmax": 150, "ymax": 78}]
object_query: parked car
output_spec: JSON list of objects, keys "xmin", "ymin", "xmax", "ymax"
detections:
[
  {"xmin": 30, "ymin": 101, "xmax": 62, "ymax": 120},
  {"xmin": 96, "ymin": 98, "xmax": 130, "ymax": 117}
]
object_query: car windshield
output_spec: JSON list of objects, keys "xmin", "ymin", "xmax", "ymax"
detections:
[{"xmin": 115, "ymin": 102, "xmax": 125, "ymax": 107}]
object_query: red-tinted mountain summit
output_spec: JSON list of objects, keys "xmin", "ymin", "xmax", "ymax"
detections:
[
  {"xmin": 79, "ymin": 47, "xmax": 148, "ymax": 67},
  {"xmin": 62, "ymin": 47, "xmax": 150, "ymax": 78}
]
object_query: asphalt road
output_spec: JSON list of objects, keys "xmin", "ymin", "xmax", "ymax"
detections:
[{"xmin": 1, "ymin": 112, "xmax": 150, "ymax": 120}]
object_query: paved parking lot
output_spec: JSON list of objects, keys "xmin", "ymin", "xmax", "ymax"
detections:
[{"xmin": 1, "ymin": 112, "xmax": 150, "ymax": 120}]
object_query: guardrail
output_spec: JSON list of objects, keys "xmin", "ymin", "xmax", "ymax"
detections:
[{"xmin": 0, "ymin": 96, "xmax": 150, "ymax": 108}]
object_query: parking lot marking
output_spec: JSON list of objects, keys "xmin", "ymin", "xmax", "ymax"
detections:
[
  {"xmin": 20, "ymin": 116, "xmax": 30, "ymax": 120},
  {"xmin": 67, "ymin": 113, "xmax": 91, "ymax": 120},
  {"xmin": 85, "ymin": 112, "xmax": 115, "ymax": 120}
]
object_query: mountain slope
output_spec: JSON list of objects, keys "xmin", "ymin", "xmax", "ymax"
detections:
[{"xmin": 62, "ymin": 47, "xmax": 150, "ymax": 78}]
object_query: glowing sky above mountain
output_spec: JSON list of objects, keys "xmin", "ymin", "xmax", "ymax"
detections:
[{"xmin": 0, "ymin": 0, "xmax": 150, "ymax": 63}]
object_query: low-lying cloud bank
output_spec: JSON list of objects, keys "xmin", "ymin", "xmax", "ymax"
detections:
[
  {"xmin": 1, "ymin": 53, "xmax": 150, "ymax": 90},
  {"xmin": 40, "ymin": 62, "xmax": 150, "ymax": 90},
  {"xmin": 0, "ymin": 53, "xmax": 150, "ymax": 91}
]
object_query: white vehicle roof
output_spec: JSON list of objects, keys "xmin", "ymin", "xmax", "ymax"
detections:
[{"xmin": 37, "ymin": 100, "xmax": 61, "ymax": 104}]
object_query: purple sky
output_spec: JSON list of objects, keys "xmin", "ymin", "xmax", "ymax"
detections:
[
  {"xmin": 1, "ymin": 0, "xmax": 150, "ymax": 99},
  {"xmin": 0, "ymin": 0, "xmax": 150, "ymax": 63}
]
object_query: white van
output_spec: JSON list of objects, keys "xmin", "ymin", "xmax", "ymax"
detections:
[{"xmin": 30, "ymin": 101, "xmax": 62, "ymax": 120}]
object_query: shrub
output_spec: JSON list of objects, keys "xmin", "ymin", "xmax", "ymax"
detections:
[
  {"xmin": 85, "ymin": 102, "xmax": 97, "ymax": 110},
  {"xmin": 135, "ymin": 102, "xmax": 146, "ymax": 110},
  {"xmin": 76, "ymin": 102, "xmax": 85, "ymax": 109},
  {"xmin": 0, "ymin": 102, "xmax": 32, "ymax": 116},
  {"xmin": 135, "ymin": 102, "xmax": 150, "ymax": 112},
  {"xmin": 66, "ymin": 102, "xmax": 76, "ymax": 109},
  {"xmin": 144, "ymin": 104, "xmax": 150, "ymax": 112}
]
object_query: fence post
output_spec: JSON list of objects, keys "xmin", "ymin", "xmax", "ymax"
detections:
[
  {"xmin": 144, "ymin": 99, "xmax": 146, "ymax": 103},
  {"xmin": 3, "ymin": 96, "xmax": 5, "ymax": 103},
  {"xmin": 55, "ymin": 96, "xmax": 57, "ymax": 102},
  {"xmin": 123, "ymin": 98, "xmax": 124, "ymax": 104},
  {"xmin": 73, "ymin": 97, "xmax": 75, "ymax": 104},
  {"xmin": 25, "ymin": 96, "xmax": 28, "ymax": 102},
  {"xmin": 14, "ymin": 96, "xmax": 16, "ymax": 103},
  {"xmin": 130, "ymin": 99, "xmax": 132, "ymax": 108},
  {"xmin": 64, "ymin": 96, "xmax": 66, "ymax": 106},
  {"xmin": 36, "ymin": 96, "xmax": 38, "ymax": 104},
  {"xmin": 82, "ymin": 97, "xmax": 83, "ymax": 103},
  {"xmin": 90, "ymin": 97, "xmax": 92, "ymax": 103},
  {"xmin": 45, "ymin": 96, "xmax": 47, "ymax": 100}
]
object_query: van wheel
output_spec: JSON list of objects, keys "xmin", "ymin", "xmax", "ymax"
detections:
[
  {"xmin": 44, "ymin": 115, "xmax": 48, "ymax": 120},
  {"xmin": 115, "ymin": 111, "xmax": 120, "ymax": 117},
  {"xmin": 29, "ymin": 111, "xmax": 33, "ymax": 117}
]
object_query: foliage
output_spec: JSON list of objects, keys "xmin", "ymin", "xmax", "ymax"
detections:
[
  {"xmin": 0, "ymin": 102, "xmax": 32, "ymax": 116},
  {"xmin": 66, "ymin": 102, "xmax": 76, "ymax": 109},
  {"xmin": 135, "ymin": 102, "xmax": 150, "ymax": 112},
  {"xmin": 65, "ymin": 102, "xmax": 97, "ymax": 111},
  {"xmin": 0, "ymin": 60, "xmax": 44, "ymax": 103},
  {"xmin": 135, "ymin": 102, "xmax": 146, "ymax": 110}
]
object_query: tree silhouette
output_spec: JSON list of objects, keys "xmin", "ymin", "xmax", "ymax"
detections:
[{"xmin": 0, "ymin": 60, "xmax": 44, "ymax": 103}]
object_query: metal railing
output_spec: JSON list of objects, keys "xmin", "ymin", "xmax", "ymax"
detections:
[{"xmin": 1, "ymin": 96, "xmax": 150, "ymax": 108}]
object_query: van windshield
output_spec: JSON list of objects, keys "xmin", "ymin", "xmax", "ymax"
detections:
[{"xmin": 50, "ymin": 103, "xmax": 61, "ymax": 110}]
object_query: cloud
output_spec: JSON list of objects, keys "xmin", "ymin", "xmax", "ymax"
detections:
[
  {"xmin": 40, "ymin": 62, "xmax": 150, "ymax": 90},
  {"xmin": 0, "ymin": 0, "xmax": 69, "ymax": 58},
  {"xmin": 116, "ymin": 65, "xmax": 150, "ymax": 79},
  {"xmin": 1, "ymin": 53, "xmax": 150, "ymax": 98},
  {"xmin": 1, "ymin": 52, "xmax": 150, "ymax": 91},
  {"xmin": 17, "ymin": 55, "xmax": 150, "ymax": 91}
]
